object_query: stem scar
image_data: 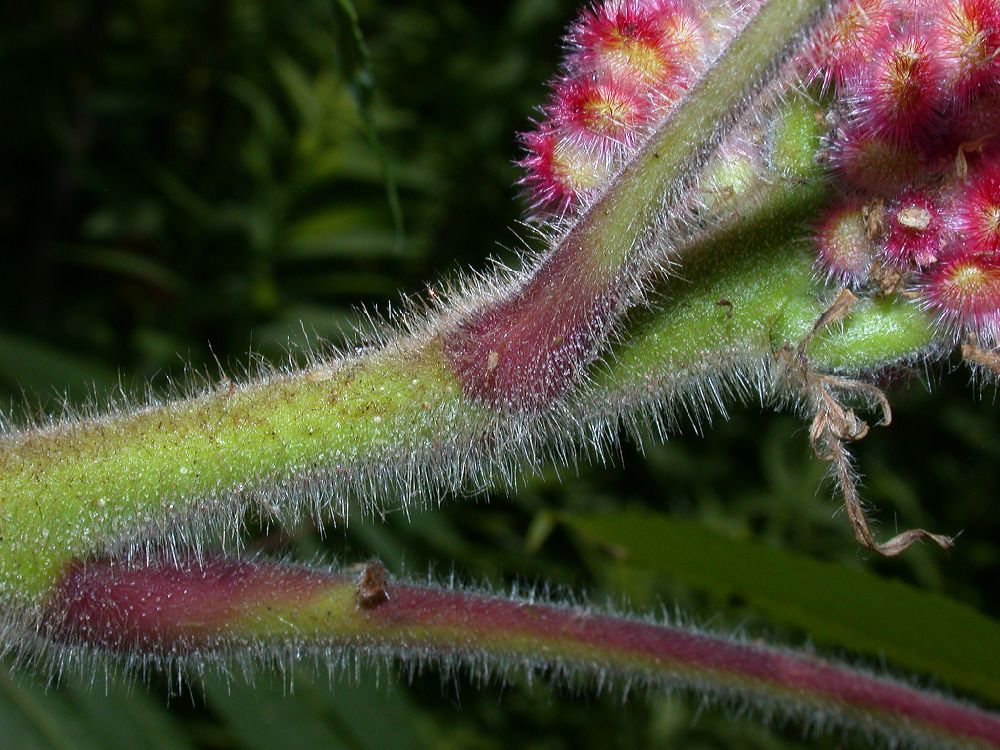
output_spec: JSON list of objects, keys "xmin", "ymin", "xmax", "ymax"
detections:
[{"xmin": 353, "ymin": 559, "xmax": 390, "ymax": 609}]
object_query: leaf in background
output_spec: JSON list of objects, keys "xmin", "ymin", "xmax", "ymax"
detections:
[
  {"xmin": 0, "ymin": 669, "xmax": 192, "ymax": 750},
  {"xmin": 563, "ymin": 509, "xmax": 1000, "ymax": 703},
  {"xmin": 0, "ymin": 670, "xmax": 103, "ymax": 750},
  {"xmin": 274, "ymin": 56, "xmax": 324, "ymax": 132},
  {"xmin": 223, "ymin": 75, "xmax": 290, "ymax": 151},
  {"xmin": 284, "ymin": 206, "xmax": 412, "ymax": 260},
  {"xmin": 63, "ymin": 678, "xmax": 193, "ymax": 750},
  {"xmin": 329, "ymin": 0, "xmax": 405, "ymax": 248},
  {"xmin": 203, "ymin": 669, "xmax": 423, "ymax": 750},
  {"xmin": 0, "ymin": 333, "xmax": 115, "ymax": 403},
  {"xmin": 56, "ymin": 246, "xmax": 186, "ymax": 296}
]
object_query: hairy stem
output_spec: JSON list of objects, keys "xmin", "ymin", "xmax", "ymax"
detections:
[
  {"xmin": 442, "ymin": 0, "xmax": 832, "ymax": 408},
  {"xmin": 0, "ymin": 0, "xmax": 944, "ymax": 610},
  {"xmin": 3, "ymin": 1, "xmax": 996, "ymax": 746},
  {"xmin": 42, "ymin": 557, "xmax": 1000, "ymax": 750},
  {"xmin": 0, "ymin": 170, "xmax": 942, "ymax": 606},
  {"xmin": 0, "ymin": 186, "xmax": 938, "ymax": 607}
]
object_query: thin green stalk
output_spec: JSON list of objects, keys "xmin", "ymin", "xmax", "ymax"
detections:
[
  {"xmin": 0, "ymin": 179, "xmax": 937, "ymax": 605},
  {"xmin": 0, "ymin": 0, "xmax": 860, "ymax": 608}
]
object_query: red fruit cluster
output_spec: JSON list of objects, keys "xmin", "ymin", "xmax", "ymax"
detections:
[
  {"xmin": 809, "ymin": 0, "xmax": 1000, "ymax": 343},
  {"xmin": 818, "ymin": 0, "xmax": 1000, "ymax": 190},
  {"xmin": 519, "ymin": 0, "xmax": 711, "ymax": 218},
  {"xmin": 920, "ymin": 155, "xmax": 1000, "ymax": 339},
  {"xmin": 807, "ymin": 0, "xmax": 893, "ymax": 90},
  {"xmin": 520, "ymin": 0, "xmax": 1000, "ymax": 344}
]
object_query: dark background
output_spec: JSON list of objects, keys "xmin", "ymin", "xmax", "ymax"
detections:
[{"xmin": 1, "ymin": 1, "xmax": 998, "ymax": 748}]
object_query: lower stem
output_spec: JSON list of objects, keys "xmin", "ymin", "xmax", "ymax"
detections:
[{"xmin": 44, "ymin": 557, "xmax": 1000, "ymax": 750}]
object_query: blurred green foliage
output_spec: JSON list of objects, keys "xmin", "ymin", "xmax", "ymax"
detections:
[{"xmin": 1, "ymin": 1, "xmax": 998, "ymax": 748}]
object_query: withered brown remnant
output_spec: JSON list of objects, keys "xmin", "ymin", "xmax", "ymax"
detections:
[
  {"xmin": 778, "ymin": 289, "xmax": 953, "ymax": 556},
  {"xmin": 353, "ymin": 559, "xmax": 391, "ymax": 609}
]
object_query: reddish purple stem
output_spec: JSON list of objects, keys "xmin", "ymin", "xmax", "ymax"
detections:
[
  {"xmin": 46, "ymin": 557, "xmax": 1000, "ymax": 748},
  {"xmin": 443, "ymin": 245, "xmax": 619, "ymax": 410}
]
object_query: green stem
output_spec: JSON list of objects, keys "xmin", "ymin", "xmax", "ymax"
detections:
[
  {"xmin": 591, "ymin": 181, "xmax": 938, "ymax": 407},
  {"xmin": 0, "ymin": 2, "xmax": 942, "ymax": 606},
  {"xmin": 586, "ymin": 0, "xmax": 830, "ymax": 271},
  {"xmin": 0, "ymin": 177, "xmax": 941, "ymax": 605}
]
